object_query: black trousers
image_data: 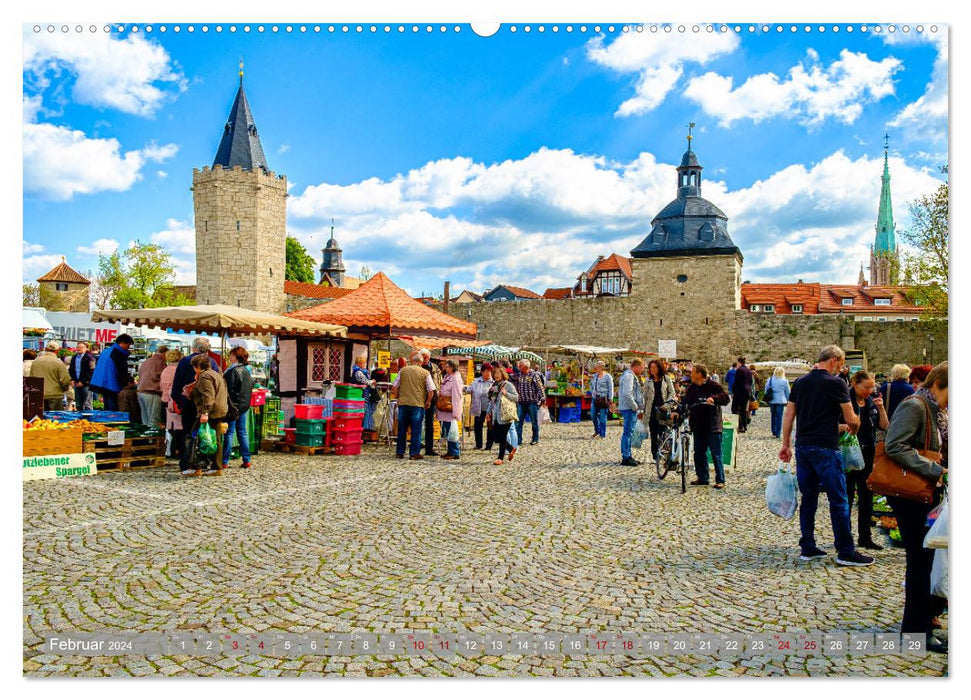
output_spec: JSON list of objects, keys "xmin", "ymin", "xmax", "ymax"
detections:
[
  {"xmin": 424, "ymin": 399, "xmax": 437, "ymax": 454},
  {"xmin": 178, "ymin": 402, "xmax": 198, "ymax": 470},
  {"xmin": 845, "ymin": 445, "xmax": 876, "ymax": 543},
  {"xmin": 168, "ymin": 429, "xmax": 185, "ymax": 459},
  {"xmin": 473, "ymin": 412, "xmax": 493, "ymax": 450},
  {"xmin": 648, "ymin": 412, "xmax": 663, "ymax": 459},
  {"xmin": 490, "ymin": 422, "xmax": 510, "ymax": 459},
  {"xmin": 887, "ymin": 494, "xmax": 939, "ymax": 634}
]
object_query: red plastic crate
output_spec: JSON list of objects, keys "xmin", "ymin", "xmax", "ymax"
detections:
[
  {"xmin": 250, "ymin": 389, "xmax": 268, "ymax": 407},
  {"xmin": 294, "ymin": 404, "xmax": 323, "ymax": 420},
  {"xmin": 330, "ymin": 415, "xmax": 364, "ymax": 432},
  {"xmin": 334, "ymin": 440, "xmax": 362, "ymax": 456},
  {"xmin": 283, "ymin": 428, "xmax": 296, "ymax": 445},
  {"xmin": 331, "ymin": 429, "xmax": 363, "ymax": 444}
]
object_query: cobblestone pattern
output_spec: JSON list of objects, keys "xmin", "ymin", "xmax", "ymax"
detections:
[{"xmin": 23, "ymin": 412, "xmax": 947, "ymax": 677}]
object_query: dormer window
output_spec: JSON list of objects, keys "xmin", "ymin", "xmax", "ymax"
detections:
[
  {"xmin": 763, "ymin": 304, "xmax": 775, "ymax": 313},
  {"xmin": 791, "ymin": 304, "xmax": 803, "ymax": 314},
  {"xmin": 750, "ymin": 304, "xmax": 761, "ymax": 312},
  {"xmin": 841, "ymin": 297, "xmax": 854, "ymax": 306},
  {"xmin": 874, "ymin": 298, "xmax": 891, "ymax": 306}
]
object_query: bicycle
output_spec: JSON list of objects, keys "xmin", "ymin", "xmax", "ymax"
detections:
[{"xmin": 654, "ymin": 399, "xmax": 706, "ymax": 494}]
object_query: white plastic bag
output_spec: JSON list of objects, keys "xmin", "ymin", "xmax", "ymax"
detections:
[
  {"xmin": 538, "ymin": 405, "xmax": 551, "ymax": 425},
  {"xmin": 923, "ymin": 498, "xmax": 949, "ymax": 549},
  {"xmin": 447, "ymin": 421, "xmax": 459, "ymax": 442},
  {"xmin": 631, "ymin": 419, "xmax": 648, "ymax": 449},
  {"xmin": 930, "ymin": 549, "xmax": 948, "ymax": 598},
  {"xmin": 766, "ymin": 463, "xmax": 798, "ymax": 520},
  {"xmin": 507, "ymin": 423, "xmax": 519, "ymax": 449}
]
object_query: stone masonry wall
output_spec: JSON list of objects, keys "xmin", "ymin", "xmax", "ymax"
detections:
[
  {"xmin": 192, "ymin": 165, "xmax": 287, "ymax": 314},
  {"xmin": 434, "ymin": 300, "xmax": 947, "ymax": 374},
  {"xmin": 40, "ymin": 281, "xmax": 89, "ymax": 313}
]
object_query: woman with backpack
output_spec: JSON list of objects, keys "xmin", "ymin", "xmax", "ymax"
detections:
[
  {"xmin": 222, "ymin": 346, "xmax": 254, "ymax": 470},
  {"xmin": 486, "ymin": 367, "xmax": 520, "ymax": 466}
]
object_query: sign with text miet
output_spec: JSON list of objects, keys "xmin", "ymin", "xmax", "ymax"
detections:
[
  {"xmin": 23, "ymin": 453, "xmax": 98, "ymax": 482},
  {"xmin": 658, "ymin": 340, "xmax": 677, "ymax": 358}
]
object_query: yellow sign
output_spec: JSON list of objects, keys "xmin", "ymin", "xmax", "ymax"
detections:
[{"xmin": 377, "ymin": 351, "xmax": 391, "ymax": 369}]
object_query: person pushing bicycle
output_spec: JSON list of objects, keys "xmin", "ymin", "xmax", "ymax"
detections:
[{"xmin": 677, "ymin": 363, "xmax": 731, "ymax": 489}]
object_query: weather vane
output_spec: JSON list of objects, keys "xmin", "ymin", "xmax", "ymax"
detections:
[{"xmin": 239, "ymin": 57, "xmax": 244, "ymax": 83}]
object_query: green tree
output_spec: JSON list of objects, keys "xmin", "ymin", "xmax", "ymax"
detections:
[
  {"xmin": 23, "ymin": 283, "xmax": 67, "ymax": 311},
  {"xmin": 23, "ymin": 283, "xmax": 39, "ymax": 307},
  {"xmin": 901, "ymin": 166, "xmax": 948, "ymax": 316},
  {"xmin": 286, "ymin": 235, "xmax": 316, "ymax": 283},
  {"xmin": 95, "ymin": 243, "xmax": 192, "ymax": 309}
]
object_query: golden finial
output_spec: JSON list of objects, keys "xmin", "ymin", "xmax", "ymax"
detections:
[
  {"xmin": 239, "ymin": 57, "xmax": 244, "ymax": 84},
  {"xmin": 687, "ymin": 122, "xmax": 695, "ymax": 150}
]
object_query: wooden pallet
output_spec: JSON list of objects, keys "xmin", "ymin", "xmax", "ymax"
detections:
[
  {"xmin": 84, "ymin": 434, "xmax": 165, "ymax": 471},
  {"xmin": 274, "ymin": 442, "xmax": 333, "ymax": 456}
]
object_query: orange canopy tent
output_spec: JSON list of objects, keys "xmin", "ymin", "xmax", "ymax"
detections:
[{"xmin": 287, "ymin": 272, "xmax": 477, "ymax": 341}]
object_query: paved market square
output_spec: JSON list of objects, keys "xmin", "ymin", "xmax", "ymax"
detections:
[{"xmin": 23, "ymin": 411, "xmax": 947, "ymax": 677}]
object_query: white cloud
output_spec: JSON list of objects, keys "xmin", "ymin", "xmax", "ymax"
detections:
[
  {"xmin": 23, "ymin": 254, "xmax": 66, "ymax": 283},
  {"xmin": 156, "ymin": 170, "xmax": 168, "ymax": 179},
  {"xmin": 684, "ymin": 50, "xmax": 902, "ymax": 128},
  {"xmin": 886, "ymin": 32, "xmax": 948, "ymax": 145},
  {"xmin": 278, "ymin": 144, "xmax": 291, "ymax": 154},
  {"xmin": 23, "ymin": 241, "xmax": 44, "ymax": 255},
  {"xmin": 586, "ymin": 29, "xmax": 739, "ymax": 116},
  {"xmin": 23, "ymin": 29, "xmax": 186, "ymax": 117},
  {"xmin": 76, "ymin": 238, "xmax": 119, "ymax": 257},
  {"xmin": 23, "ymin": 94, "xmax": 42, "ymax": 123},
  {"xmin": 289, "ymin": 146, "xmax": 943, "ymax": 290},
  {"xmin": 149, "ymin": 218, "xmax": 195, "ymax": 255},
  {"xmin": 23, "ymin": 122, "xmax": 177, "ymax": 201}
]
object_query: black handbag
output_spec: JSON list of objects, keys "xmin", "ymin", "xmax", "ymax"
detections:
[{"xmin": 594, "ymin": 396, "xmax": 609, "ymax": 409}]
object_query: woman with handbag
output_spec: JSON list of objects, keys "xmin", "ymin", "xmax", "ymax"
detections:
[
  {"xmin": 880, "ymin": 361, "xmax": 947, "ymax": 653},
  {"xmin": 765, "ymin": 366, "xmax": 791, "ymax": 438},
  {"xmin": 486, "ymin": 367, "xmax": 520, "ymax": 465},
  {"xmin": 842, "ymin": 370, "xmax": 888, "ymax": 549},
  {"xmin": 435, "ymin": 359, "xmax": 464, "ymax": 460},
  {"xmin": 590, "ymin": 361, "xmax": 614, "ymax": 440},
  {"xmin": 643, "ymin": 359, "xmax": 674, "ymax": 459}
]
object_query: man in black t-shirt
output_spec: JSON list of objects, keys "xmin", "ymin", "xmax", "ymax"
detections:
[{"xmin": 780, "ymin": 345, "xmax": 873, "ymax": 567}]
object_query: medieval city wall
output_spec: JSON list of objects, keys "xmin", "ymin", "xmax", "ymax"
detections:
[{"xmin": 433, "ymin": 299, "xmax": 947, "ymax": 373}]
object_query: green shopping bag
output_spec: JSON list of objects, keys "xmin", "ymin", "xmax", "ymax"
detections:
[{"xmin": 197, "ymin": 422, "xmax": 218, "ymax": 455}]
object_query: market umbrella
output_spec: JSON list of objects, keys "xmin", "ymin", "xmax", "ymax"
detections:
[{"xmin": 512, "ymin": 350, "xmax": 543, "ymax": 364}]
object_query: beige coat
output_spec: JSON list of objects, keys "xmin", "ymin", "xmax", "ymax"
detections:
[
  {"xmin": 191, "ymin": 368, "xmax": 229, "ymax": 420},
  {"xmin": 29, "ymin": 352, "xmax": 72, "ymax": 400}
]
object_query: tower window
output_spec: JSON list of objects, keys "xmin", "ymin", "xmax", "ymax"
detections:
[
  {"xmin": 205, "ymin": 221, "xmax": 208, "ymax": 232},
  {"xmin": 55, "ymin": 283, "xmax": 68, "ymax": 292},
  {"xmin": 236, "ymin": 221, "xmax": 241, "ymax": 231},
  {"xmin": 676, "ymin": 274, "xmax": 688, "ymax": 283},
  {"xmin": 269, "ymin": 268, "xmax": 273, "ymax": 277}
]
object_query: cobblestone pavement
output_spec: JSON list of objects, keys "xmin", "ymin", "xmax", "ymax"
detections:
[{"xmin": 24, "ymin": 411, "xmax": 947, "ymax": 677}]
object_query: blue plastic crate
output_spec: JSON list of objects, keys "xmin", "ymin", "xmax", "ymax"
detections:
[{"xmin": 558, "ymin": 407, "xmax": 581, "ymax": 423}]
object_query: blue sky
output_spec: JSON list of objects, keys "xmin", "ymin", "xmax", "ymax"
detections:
[{"xmin": 23, "ymin": 22, "xmax": 948, "ymax": 297}]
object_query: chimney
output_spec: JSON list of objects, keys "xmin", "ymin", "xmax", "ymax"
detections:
[{"xmin": 443, "ymin": 281, "xmax": 450, "ymax": 315}]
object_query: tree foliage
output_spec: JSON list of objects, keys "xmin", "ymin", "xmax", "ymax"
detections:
[
  {"xmin": 286, "ymin": 235, "xmax": 317, "ymax": 283},
  {"xmin": 94, "ymin": 243, "xmax": 192, "ymax": 309},
  {"xmin": 901, "ymin": 166, "xmax": 948, "ymax": 316},
  {"xmin": 23, "ymin": 283, "xmax": 67, "ymax": 311}
]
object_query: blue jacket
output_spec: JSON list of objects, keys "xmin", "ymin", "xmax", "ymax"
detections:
[
  {"xmin": 764, "ymin": 376, "xmax": 790, "ymax": 405},
  {"xmin": 880, "ymin": 379, "xmax": 915, "ymax": 420},
  {"xmin": 171, "ymin": 352, "xmax": 219, "ymax": 411},
  {"xmin": 89, "ymin": 343, "xmax": 131, "ymax": 394}
]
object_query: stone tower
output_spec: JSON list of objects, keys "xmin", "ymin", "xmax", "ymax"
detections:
[
  {"xmin": 192, "ymin": 67, "xmax": 287, "ymax": 313},
  {"xmin": 629, "ymin": 126, "xmax": 743, "ymax": 358},
  {"xmin": 869, "ymin": 134, "xmax": 898, "ymax": 287},
  {"xmin": 319, "ymin": 220, "xmax": 346, "ymax": 287},
  {"xmin": 36, "ymin": 257, "xmax": 91, "ymax": 312}
]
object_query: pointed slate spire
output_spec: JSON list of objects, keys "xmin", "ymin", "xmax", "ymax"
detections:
[
  {"xmin": 212, "ymin": 67, "xmax": 269, "ymax": 172},
  {"xmin": 874, "ymin": 134, "xmax": 896, "ymax": 254}
]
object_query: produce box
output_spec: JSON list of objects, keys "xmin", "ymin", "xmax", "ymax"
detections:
[
  {"xmin": 296, "ymin": 418, "xmax": 327, "ymax": 435},
  {"xmin": 295, "ymin": 432, "xmax": 325, "ymax": 447},
  {"xmin": 23, "ymin": 427, "xmax": 84, "ymax": 457},
  {"xmin": 335, "ymin": 384, "xmax": 365, "ymax": 401}
]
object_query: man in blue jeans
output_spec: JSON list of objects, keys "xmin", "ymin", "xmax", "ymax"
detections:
[
  {"xmin": 512, "ymin": 360, "xmax": 545, "ymax": 446},
  {"xmin": 780, "ymin": 345, "xmax": 873, "ymax": 567},
  {"xmin": 617, "ymin": 359, "xmax": 645, "ymax": 466},
  {"xmin": 393, "ymin": 352, "xmax": 435, "ymax": 460}
]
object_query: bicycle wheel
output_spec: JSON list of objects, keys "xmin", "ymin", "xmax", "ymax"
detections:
[
  {"xmin": 656, "ymin": 431, "xmax": 674, "ymax": 480},
  {"xmin": 680, "ymin": 433, "xmax": 690, "ymax": 493}
]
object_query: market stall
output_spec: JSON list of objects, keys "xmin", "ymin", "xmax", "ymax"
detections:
[
  {"xmin": 523, "ymin": 345, "xmax": 633, "ymax": 422},
  {"xmin": 288, "ymin": 273, "xmax": 479, "ymax": 447}
]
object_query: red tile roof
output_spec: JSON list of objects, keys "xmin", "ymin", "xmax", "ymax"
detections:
[
  {"xmin": 287, "ymin": 272, "xmax": 478, "ymax": 338},
  {"xmin": 284, "ymin": 280, "xmax": 354, "ymax": 300},
  {"xmin": 590, "ymin": 253, "xmax": 633, "ymax": 280},
  {"xmin": 499, "ymin": 285, "xmax": 542, "ymax": 299},
  {"xmin": 740, "ymin": 283, "xmax": 821, "ymax": 314},
  {"xmin": 543, "ymin": 287, "xmax": 573, "ymax": 300},
  {"xmin": 37, "ymin": 260, "xmax": 90, "ymax": 285},
  {"xmin": 818, "ymin": 285, "xmax": 925, "ymax": 315}
]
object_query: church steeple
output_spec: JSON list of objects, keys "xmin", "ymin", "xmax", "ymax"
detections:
[
  {"xmin": 676, "ymin": 122, "xmax": 703, "ymax": 198},
  {"xmin": 320, "ymin": 219, "xmax": 346, "ymax": 287},
  {"xmin": 212, "ymin": 64, "xmax": 269, "ymax": 173},
  {"xmin": 869, "ymin": 134, "xmax": 899, "ymax": 286},
  {"xmin": 875, "ymin": 133, "xmax": 896, "ymax": 255}
]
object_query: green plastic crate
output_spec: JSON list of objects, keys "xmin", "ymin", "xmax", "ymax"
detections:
[
  {"xmin": 295, "ymin": 432, "xmax": 325, "ymax": 447},
  {"xmin": 296, "ymin": 418, "xmax": 327, "ymax": 435},
  {"xmin": 336, "ymin": 385, "xmax": 364, "ymax": 400}
]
